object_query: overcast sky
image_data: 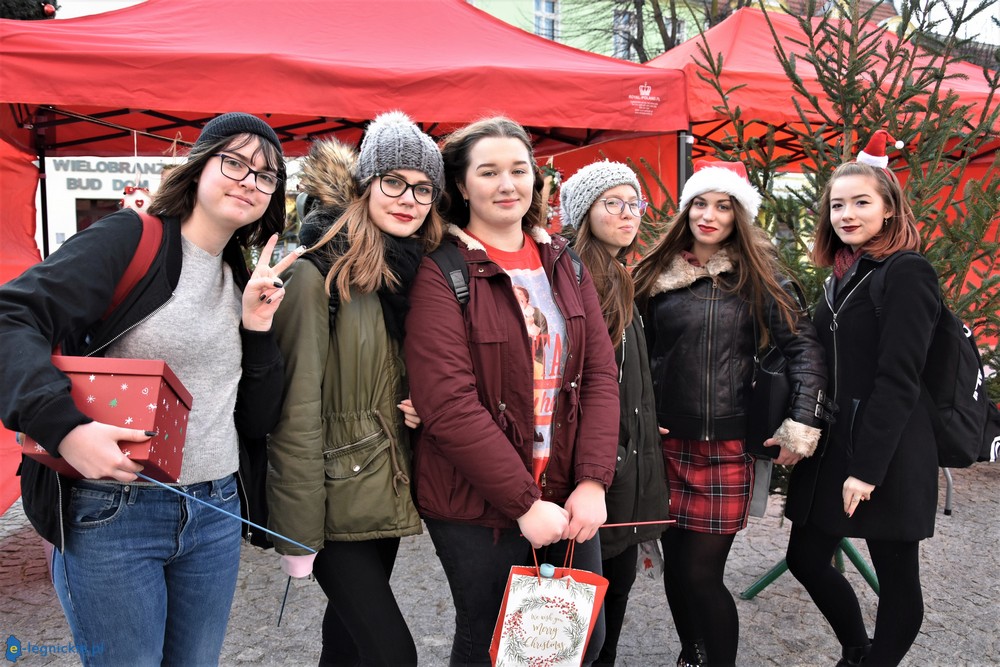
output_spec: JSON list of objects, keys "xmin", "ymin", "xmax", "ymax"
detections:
[{"xmin": 56, "ymin": 0, "xmax": 1000, "ymax": 46}]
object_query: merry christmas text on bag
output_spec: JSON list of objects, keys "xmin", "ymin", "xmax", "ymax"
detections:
[{"xmin": 490, "ymin": 545, "xmax": 608, "ymax": 667}]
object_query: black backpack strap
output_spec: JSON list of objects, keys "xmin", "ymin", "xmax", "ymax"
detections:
[
  {"xmin": 428, "ymin": 242, "xmax": 470, "ymax": 308},
  {"xmin": 565, "ymin": 246, "xmax": 584, "ymax": 285},
  {"xmin": 869, "ymin": 250, "xmax": 921, "ymax": 317}
]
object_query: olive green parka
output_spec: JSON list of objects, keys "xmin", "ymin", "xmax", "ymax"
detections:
[{"xmin": 267, "ymin": 258, "xmax": 421, "ymax": 555}]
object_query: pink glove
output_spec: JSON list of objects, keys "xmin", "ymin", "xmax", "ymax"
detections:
[{"xmin": 280, "ymin": 553, "xmax": 317, "ymax": 578}]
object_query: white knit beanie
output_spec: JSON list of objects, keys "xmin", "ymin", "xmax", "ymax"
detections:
[
  {"xmin": 559, "ymin": 160, "xmax": 642, "ymax": 229},
  {"xmin": 354, "ymin": 110, "xmax": 444, "ymax": 189},
  {"xmin": 678, "ymin": 161, "xmax": 762, "ymax": 219}
]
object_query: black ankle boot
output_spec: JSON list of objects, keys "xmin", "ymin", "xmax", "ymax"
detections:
[
  {"xmin": 677, "ymin": 639, "xmax": 706, "ymax": 667},
  {"xmin": 835, "ymin": 640, "xmax": 872, "ymax": 666}
]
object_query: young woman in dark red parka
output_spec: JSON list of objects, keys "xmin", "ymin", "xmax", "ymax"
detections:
[{"xmin": 404, "ymin": 117, "xmax": 619, "ymax": 665}]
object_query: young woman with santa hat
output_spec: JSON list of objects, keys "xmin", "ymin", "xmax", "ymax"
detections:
[
  {"xmin": 784, "ymin": 130, "xmax": 937, "ymax": 667},
  {"xmin": 632, "ymin": 161, "xmax": 828, "ymax": 666}
]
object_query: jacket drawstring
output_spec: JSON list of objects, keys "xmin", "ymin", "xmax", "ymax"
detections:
[{"xmin": 373, "ymin": 410, "xmax": 408, "ymax": 497}]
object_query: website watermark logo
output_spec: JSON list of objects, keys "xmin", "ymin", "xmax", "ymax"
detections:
[
  {"xmin": 4, "ymin": 634, "xmax": 105, "ymax": 662},
  {"xmin": 4, "ymin": 635, "xmax": 20, "ymax": 663}
]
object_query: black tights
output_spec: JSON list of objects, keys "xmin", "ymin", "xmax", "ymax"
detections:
[
  {"xmin": 786, "ymin": 522, "xmax": 923, "ymax": 667},
  {"xmin": 596, "ymin": 544, "xmax": 639, "ymax": 665},
  {"xmin": 312, "ymin": 537, "xmax": 417, "ymax": 666},
  {"xmin": 661, "ymin": 528, "xmax": 738, "ymax": 666}
]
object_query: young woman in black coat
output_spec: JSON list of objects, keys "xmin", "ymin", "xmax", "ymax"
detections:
[{"xmin": 785, "ymin": 134, "xmax": 941, "ymax": 667}]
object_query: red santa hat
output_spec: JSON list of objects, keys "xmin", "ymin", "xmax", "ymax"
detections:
[
  {"xmin": 678, "ymin": 160, "xmax": 762, "ymax": 219},
  {"xmin": 856, "ymin": 130, "xmax": 904, "ymax": 169}
]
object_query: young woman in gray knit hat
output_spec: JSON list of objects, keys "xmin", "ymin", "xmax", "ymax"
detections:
[
  {"xmin": 632, "ymin": 162, "xmax": 829, "ymax": 667},
  {"xmin": 559, "ymin": 160, "xmax": 671, "ymax": 666},
  {"xmin": 0, "ymin": 112, "xmax": 298, "ymax": 664},
  {"xmin": 267, "ymin": 110, "xmax": 444, "ymax": 665}
]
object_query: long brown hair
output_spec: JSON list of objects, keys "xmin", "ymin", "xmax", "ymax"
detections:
[
  {"xmin": 313, "ymin": 185, "xmax": 445, "ymax": 301},
  {"xmin": 439, "ymin": 116, "xmax": 545, "ymax": 232},
  {"xmin": 150, "ymin": 133, "xmax": 286, "ymax": 248},
  {"xmin": 569, "ymin": 212, "xmax": 639, "ymax": 351},
  {"xmin": 633, "ymin": 196, "xmax": 801, "ymax": 347},
  {"xmin": 812, "ymin": 162, "xmax": 921, "ymax": 266}
]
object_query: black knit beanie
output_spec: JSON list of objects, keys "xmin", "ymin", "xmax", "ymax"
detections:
[{"xmin": 194, "ymin": 112, "xmax": 282, "ymax": 153}]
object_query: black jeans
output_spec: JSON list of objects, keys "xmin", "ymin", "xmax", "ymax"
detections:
[
  {"xmin": 312, "ymin": 537, "xmax": 416, "ymax": 666},
  {"xmin": 425, "ymin": 518, "xmax": 606, "ymax": 666}
]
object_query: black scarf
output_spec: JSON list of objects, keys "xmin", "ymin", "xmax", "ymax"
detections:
[{"xmin": 303, "ymin": 229, "xmax": 423, "ymax": 343}]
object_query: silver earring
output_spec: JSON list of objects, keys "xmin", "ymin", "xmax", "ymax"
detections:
[{"xmin": 463, "ymin": 198, "xmax": 468, "ymax": 207}]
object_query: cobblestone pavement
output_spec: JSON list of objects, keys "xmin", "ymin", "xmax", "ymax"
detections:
[{"xmin": 1, "ymin": 464, "xmax": 998, "ymax": 666}]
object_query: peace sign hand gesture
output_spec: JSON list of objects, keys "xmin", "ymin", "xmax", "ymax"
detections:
[{"xmin": 242, "ymin": 234, "xmax": 304, "ymax": 332}]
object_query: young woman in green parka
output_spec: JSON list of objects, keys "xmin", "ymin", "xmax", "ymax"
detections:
[
  {"xmin": 558, "ymin": 161, "xmax": 671, "ymax": 666},
  {"xmin": 267, "ymin": 111, "xmax": 445, "ymax": 665}
]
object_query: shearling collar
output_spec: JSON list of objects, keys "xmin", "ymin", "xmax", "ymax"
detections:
[
  {"xmin": 447, "ymin": 223, "xmax": 552, "ymax": 252},
  {"xmin": 650, "ymin": 249, "xmax": 734, "ymax": 296}
]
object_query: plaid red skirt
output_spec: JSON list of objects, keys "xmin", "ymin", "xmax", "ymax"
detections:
[{"xmin": 662, "ymin": 436, "xmax": 753, "ymax": 534}]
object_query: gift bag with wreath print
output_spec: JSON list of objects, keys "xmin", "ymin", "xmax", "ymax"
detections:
[{"xmin": 489, "ymin": 553, "xmax": 608, "ymax": 667}]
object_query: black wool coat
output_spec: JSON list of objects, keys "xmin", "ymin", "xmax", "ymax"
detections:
[{"xmin": 786, "ymin": 252, "xmax": 940, "ymax": 541}]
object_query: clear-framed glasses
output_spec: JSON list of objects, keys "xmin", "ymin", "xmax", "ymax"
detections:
[
  {"xmin": 214, "ymin": 154, "xmax": 281, "ymax": 195},
  {"xmin": 600, "ymin": 197, "xmax": 648, "ymax": 216},
  {"xmin": 377, "ymin": 173, "xmax": 440, "ymax": 205}
]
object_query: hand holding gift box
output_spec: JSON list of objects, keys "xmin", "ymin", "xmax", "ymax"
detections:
[{"xmin": 23, "ymin": 356, "xmax": 192, "ymax": 483}]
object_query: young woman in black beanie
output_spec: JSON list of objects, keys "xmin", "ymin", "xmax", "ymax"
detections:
[
  {"xmin": 267, "ymin": 110, "xmax": 445, "ymax": 666},
  {"xmin": 0, "ymin": 112, "xmax": 295, "ymax": 665},
  {"xmin": 558, "ymin": 160, "xmax": 671, "ymax": 666}
]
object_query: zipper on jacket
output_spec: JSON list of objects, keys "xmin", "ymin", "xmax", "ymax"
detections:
[
  {"xmin": 87, "ymin": 294, "xmax": 175, "ymax": 357},
  {"xmin": 618, "ymin": 330, "xmax": 626, "ymax": 383},
  {"xmin": 702, "ymin": 278, "xmax": 719, "ymax": 440},
  {"xmin": 823, "ymin": 273, "xmax": 872, "ymax": 403}
]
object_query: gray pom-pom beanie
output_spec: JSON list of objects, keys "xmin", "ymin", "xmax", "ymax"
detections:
[
  {"xmin": 559, "ymin": 160, "xmax": 641, "ymax": 229},
  {"xmin": 354, "ymin": 111, "xmax": 444, "ymax": 190}
]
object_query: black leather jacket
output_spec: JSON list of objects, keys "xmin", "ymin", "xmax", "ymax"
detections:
[{"xmin": 644, "ymin": 252, "xmax": 828, "ymax": 442}]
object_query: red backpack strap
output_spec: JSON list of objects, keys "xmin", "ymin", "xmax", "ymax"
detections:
[{"xmin": 102, "ymin": 212, "xmax": 164, "ymax": 319}]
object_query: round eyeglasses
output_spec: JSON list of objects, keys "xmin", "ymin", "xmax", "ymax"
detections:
[
  {"xmin": 600, "ymin": 197, "xmax": 648, "ymax": 216},
  {"xmin": 377, "ymin": 174, "xmax": 440, "ymax": 205},
  {"xmin": 214, "ymin": 154, "xmax": 281, "ymax": 195}
]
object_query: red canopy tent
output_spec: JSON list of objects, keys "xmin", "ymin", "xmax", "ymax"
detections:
[
  {"xmin": 0, "ymin": 0, "xmax": 686, "ymax": 157},
  {"xmin": 647, "ymin": 7, "xmax": 998, "ymax": 163},
  {"xmin": 0, "ymin": 0, "xmax": 688, "ymax": 511}
]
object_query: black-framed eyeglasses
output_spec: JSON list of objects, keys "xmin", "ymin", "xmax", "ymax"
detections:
[
  {"xmin": 600, "ymin": 197, "xmax": 648, "ymax": 216},
  {"xmin": 376, "ymin": 173, "xmax": 440, "ymax": 205},
  {"xmin": 214, "ymin": 154, "xmax": 281, "ymax": 195}
]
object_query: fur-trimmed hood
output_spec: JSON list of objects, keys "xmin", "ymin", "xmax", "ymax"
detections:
[
  {"xmin": 650, "ymin": 249, "xmax": 734, "ymax": 296},
  {"xmin": 445, "ymin": 223, "xmax": 553, "ymax": 252},
  {"xmin": 298, "ymin": 138, "xmax": 357, "ymax": 210}
]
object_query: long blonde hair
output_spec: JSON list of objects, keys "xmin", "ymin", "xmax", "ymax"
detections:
[{"xmin": 312, "ymin": 186, "xmax": 445, "ymax": 301}]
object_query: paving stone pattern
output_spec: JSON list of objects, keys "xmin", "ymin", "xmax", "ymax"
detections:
[{"xmin": 1, "ymin": 464, "xmax": 998, "ymax": 666}]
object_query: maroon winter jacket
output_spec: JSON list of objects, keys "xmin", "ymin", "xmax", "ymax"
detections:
[{"xmin": 404, "ymin": 225, "xmax": 619, "ymax": 529}]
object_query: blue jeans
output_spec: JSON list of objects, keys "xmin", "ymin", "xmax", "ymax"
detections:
[
  {"xmin": 52, "ymin": 475, "xmax": 242, "ymax": 666},
  {"xmin": 425, "ymin": 518, "xmax": 606, "ymax": 667}
]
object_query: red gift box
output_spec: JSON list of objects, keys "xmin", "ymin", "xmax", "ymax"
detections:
[{"xmin": 22, "ymin": 356, "xmax": 193, "ymax": 482}]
